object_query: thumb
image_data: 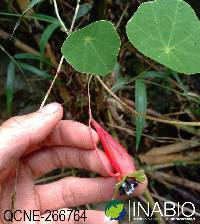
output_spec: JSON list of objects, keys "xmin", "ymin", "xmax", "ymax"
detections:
[{"xmin": 0, "ymin": 103, "xmax": 63, "ymax": 174}]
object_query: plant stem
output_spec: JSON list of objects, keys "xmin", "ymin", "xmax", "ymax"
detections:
[
  {"xmin": 94, "ymin": 0, "xmax": 108, "ymax": 20},
  {"xmin": 40, "ymin": 0, "xmax": 81, "ymax": 109},
  {"xmin": 116, "ymin": 3, "xmax": 129, "ymax": 29},
  {"xmin": 40, "ymin": 55, "xmax": 64, "ymax": 108},
  {"xmin": 96, "ymin": 76, "xmax": 200, "ymax": 127},
  {"xmin": 88, "ymin": 75, "xmax": 93, "ymax": 123},
  {"xmin": 53, "ymin": 0, "xmax": 69, "ymax": 34},
  {"xmin": 144, "ymin": 189, "xmax": 166, "ymax": 224},
  {"xmin": 87, "ymin": 75, "xmax": 116, "ymax": 177},
  {"xmin": 69, "ymin": 0, "xmax": 80, "ymax": 33},
  {"xmin": 10, "ymin": 159, "xmax": 19, "ymax": 212}
]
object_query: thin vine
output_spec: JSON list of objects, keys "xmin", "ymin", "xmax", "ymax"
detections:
[
  {"xmin": 96, "ymin": 76, "xmax": 200, "ymax": 127},
  {"xmin": 87, "ymin": 75, "xmax": 119, "ymax": 178},
  {"xmin": 11, "ymin": 0, "xmax": 81, "ymax": 214}
]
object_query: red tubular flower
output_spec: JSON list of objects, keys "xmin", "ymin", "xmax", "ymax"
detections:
[{"xmin": 91, "ymin": 118, "xmax": 147, "ymax": 197}]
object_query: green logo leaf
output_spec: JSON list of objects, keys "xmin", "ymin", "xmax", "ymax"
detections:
[
  {"xmin": 106, "ymin": 204, "xmax": 123, "ymax": 218},
  {"xmin": 105, "ymin": 200, "xmax": 126, "ymax": 221},
  {"xmin": 126, "ymin": 0, "xmax": 200, "ymax": 74},
  {"xmin": 61, "ymin": 20, "xmax": 121, "ymax": 76}
]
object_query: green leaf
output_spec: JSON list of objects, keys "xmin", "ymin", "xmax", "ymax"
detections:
[
  {"xmin": 0, "ymin": 12, "xmax": 58, "ymax": 23},
  {"xmin": 32, "ymin": 13, "xmax": 58, "ymax": 23},
  {"xmin": 126, "ymin": 0, "xmax": 200, "ymax": 74},
  {"xmin": 14, "ymin": 53, "xmax": 50, "ymax": 64},
  {"xmin": 12, "ymin": 0, "xmax": 44, "ymax": 36},
  {"xmin": 76, "ymin": 3, "xmax": 93, "ymax": 20},
  {"xmin": 135, "ymin": 79, "xmax": 147, "ymax": 150},
  {"xmin": 111, "ymin": 63, "xmax": 129, "ymax": 92},
  {"xmin": 61, "ymin": 20, "xmax": 121, "ymax": 76},
  {"xmin": 39, "ymin": 23, "xmax": 60, "ymax": 56},
  {"xmin": 141, "ymin": 71, "xmax": 168, "ymax": 79},
  {"xmin": 18, "ymin": 62, "xmax": 53, "ymax": 80},
  {"xmin": 171, "ymin": 70, "xmax": 190, "ymax": 99},
  {"xmin": 6, "ymin": 61, "xmax": 15, "ymax": 114}
]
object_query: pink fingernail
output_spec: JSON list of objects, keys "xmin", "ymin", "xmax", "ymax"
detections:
[{"xmin": 39, "ymin": 103, "xmax": 60, "ymax": 115}]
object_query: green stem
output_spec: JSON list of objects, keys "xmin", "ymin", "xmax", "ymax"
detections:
[
  {"xmin": 94, "ymin": 0, "xmax": 108, "ymax": 19},
  {"xmin": 144, "ymin": 189, "xmax": 166, "ymax": 224}
]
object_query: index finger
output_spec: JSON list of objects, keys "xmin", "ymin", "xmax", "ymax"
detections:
[
  {"xmin": 43, "ymin": 120, "xmax": 99, "ymax": 150},
  {"xmin": 0, "ymin": 103, "xmax": 63, "ymax": 180},
  {"xmin": 0, "ymin": 104, "xmax": 98, "ymax": 175}
]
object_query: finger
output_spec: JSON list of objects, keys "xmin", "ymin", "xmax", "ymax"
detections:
[
  {"xmin": 36, "ymin": 177, "xmax": 116, "ymax": 212},
  {"xmin": 36, "ymin": 176, "xmax": 147, "ymax": 213},
  {"xmin": 0, "ymin": 162, "xmax": 39, "ymax": 219},
  {"xmin": 0, "ymin": 103, "xmax": 63, "ymax": 179},
  {"xmin": 24, "ymin": 146, "xmax": 113, "ymax": 178},
  {"xmin": 40, "ymin": 209, "xmax": 118, "ymax": 224},
  {"xmin": 43, "ymin": 120, "xmax": 99, "ymax": 150}
]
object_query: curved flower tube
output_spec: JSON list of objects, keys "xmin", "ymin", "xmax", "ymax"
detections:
[{"xmin": 91, "ymin": 118, "xmax": 147, "ymax": 197}]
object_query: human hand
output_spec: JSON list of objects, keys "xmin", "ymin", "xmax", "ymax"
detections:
[{"xmin": 0, "ymin": 103, "xmax": 146, "ymax": 224}]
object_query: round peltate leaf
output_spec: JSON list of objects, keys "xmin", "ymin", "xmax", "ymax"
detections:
[
  {"xmin": 126, "ymin": 0, "xmax": 200, "ymax": 74},
  {"xmin": 61, "ymin": 20, "xmax": 121, "ymax": 76}
]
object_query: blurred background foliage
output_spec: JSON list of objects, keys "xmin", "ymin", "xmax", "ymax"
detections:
[{"xmin": 0, "ymin": 0, "xmax": 200, "ymax": 223}]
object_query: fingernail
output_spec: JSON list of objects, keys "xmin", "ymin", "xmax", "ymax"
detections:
[{"xmin": 39, "ymin": 103, "xmax": 60, "ymax": 115}]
